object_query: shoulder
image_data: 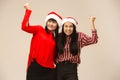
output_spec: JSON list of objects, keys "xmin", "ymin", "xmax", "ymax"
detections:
[
  {"xmin": 77, "ymin": 32, "xmax": 83, "ymax": 36},
  {"xmin": 77, "ymin": 32, "xmax": 85, "ymax": 41},
  {"xmin": 35, "ymin": 25, "xmax": 45, "ymax": 31},
  {"xmin": 77, "ymin": 32, "xmax": 87, "ymax": 36}
]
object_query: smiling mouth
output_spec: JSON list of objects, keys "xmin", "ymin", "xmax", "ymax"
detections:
[{"xmin": 66, "ymin": 31, "xmax": 71, "ymax": 33}]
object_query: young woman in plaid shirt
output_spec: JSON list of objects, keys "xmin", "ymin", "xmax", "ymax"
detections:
[{"xmin": 56, "ymin": 17, "xmax": 98, "ymax": 80}]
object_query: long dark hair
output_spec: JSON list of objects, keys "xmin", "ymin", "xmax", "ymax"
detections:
[
  {"xmin": 57, "ymin": 24, "xmax": 79, "ymax": 56},
  {"xmin": 45, "ymin": 18, "xmax": 59, "ymax": 42}
]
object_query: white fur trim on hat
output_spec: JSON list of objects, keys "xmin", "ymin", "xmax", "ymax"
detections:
[
  {"xmin": 61, "ymin": 17, "xmax": 78, "ymax": 26},
  {"xmin": 45, "ymin": 13, "xmax": 62, "ymax": 27}
]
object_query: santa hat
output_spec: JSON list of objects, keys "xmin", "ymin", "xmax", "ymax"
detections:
[
  {"xmin": 61, "ymin": 17, "xmax": 78, "ymax": 26},
  {"xmin": 45, "ymin": 11, "xmax": 62, "ymax": 26}
]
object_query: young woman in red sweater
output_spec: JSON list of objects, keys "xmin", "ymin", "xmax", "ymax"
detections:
[
  {"xmin": 56, "ymin": 17, "xmax": 98, "ymax": 80},
  {"xmin": 21, "ymin": 3, "xmax": 62, "ymax": 80}
]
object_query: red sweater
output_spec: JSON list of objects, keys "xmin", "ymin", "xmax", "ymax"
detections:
[{"xmin": 21, "ymin": 9, "xmax": 56, "ymax": 68}]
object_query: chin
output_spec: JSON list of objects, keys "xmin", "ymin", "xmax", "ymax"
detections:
[
  {"xmin": 48, "ymin": 28, "xmax": 52, "ymax": 31},
  {"xmin": 65, "ymin": 33, "xmax": 71, "ymax": 35},
  {"xmin": 66, "ymin": 34, "xmax": 70, "ymax": 36}
]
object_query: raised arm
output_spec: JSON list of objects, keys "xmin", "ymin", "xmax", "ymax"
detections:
[
  {"xmin": 79, "ymin": 16, "xmax": 98, "ymax": 48},
  {"xmin": 21, "ymin": 3, "xmax": 41, "ymax": 34}
]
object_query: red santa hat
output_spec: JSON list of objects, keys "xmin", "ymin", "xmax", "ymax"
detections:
[
  {"xmin": 61, "ymin": 17, "xmax": 78, "ymax": 26},
  {"xmin": 45, "ymin": 11, "xmax": 62, "ymax": 26}
]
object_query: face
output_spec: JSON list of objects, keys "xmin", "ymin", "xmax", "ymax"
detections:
[
  {"xmin": 46, "ymin": 19, "xmax": 58, "ymax": 31},
  {"xmin": 63, "ymin": 22, "xmax": 74, "ymax": 36}
]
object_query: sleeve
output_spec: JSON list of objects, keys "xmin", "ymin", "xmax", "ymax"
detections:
[
  {"xmin": 21, "ymin": 9, "xmax": 41, "ymax": 34},
  {"xmin": 78, "ymin": 29, "xmax": 98, "ymax": 48}
]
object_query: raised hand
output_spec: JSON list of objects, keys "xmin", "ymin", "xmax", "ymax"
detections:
[
  {"xmin": 24, "ymin": 3, "xmax": 30, "ymax": 10},
  {"xmin": 89, "ymin": 16, "xmax": 96, "ymax": 30},
  {"xmin": 89, "ymin": 16, "xmax": 96, "ymax": 23}
]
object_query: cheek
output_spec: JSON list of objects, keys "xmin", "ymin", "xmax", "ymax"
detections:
[
  {"xmin": 63, "ymin": 27, "xmax": 66, "ymax": 32},
  {"xmin": 46, "ymin": 22, "xmax": 50, "ymax": 26},
  {"xmin": 53, "ymin": 23, "xmax": 57, "ymax": 27},
  {"xmin": 53, "ymin": 25, "xmax": 57, "ymax": 29},
  {"xmin": 71, "ymin": 29, "xmax": 74, "ymax": 33},
  {"xmin": 63, "ymin": 29, "xmax": 66, "ymax": 33}
]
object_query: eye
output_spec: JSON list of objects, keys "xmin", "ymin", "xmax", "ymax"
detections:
[
  {"xmin": 53, "ymin": 21, "xmax": 57, "ymax": 24},
  {"xmin": 64, "ymin": 25, "xmax": 68, "ymax": 28},
  {"xmin": 69, "ymin": 25, "xmax": 73, "ymax": 28}
]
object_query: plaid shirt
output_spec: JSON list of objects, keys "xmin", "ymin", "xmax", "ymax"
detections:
[{"xmin": 56, "ymin": 30, "xmax": 98, "ymax": 64}]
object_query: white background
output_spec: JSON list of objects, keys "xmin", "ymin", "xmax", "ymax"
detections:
[{"xmin": 0, "ymin": 0, "xmax": 120, "ymax": 80}]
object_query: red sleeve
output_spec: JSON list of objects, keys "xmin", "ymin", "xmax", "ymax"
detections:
[
  {"xmin": 21, "ymin": 9, "xmax": 41, "ymax": 34},
  {"xmin": 78, "ymin": 29, "xmax": 98, "ymax": 48}
]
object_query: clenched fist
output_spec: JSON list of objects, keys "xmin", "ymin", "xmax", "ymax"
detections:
[
  {"xmin": 89, "ymin": 16, "xmax": 96, "ymax": 23},
  {"xmin": 89, "ymin": 16, "xmax": 96, "ymax": 30},
  {"xmin": 24, "ymin": 3, "xmax": 30, "ymax": 10}
]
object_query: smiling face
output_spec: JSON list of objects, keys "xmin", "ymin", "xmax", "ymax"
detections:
[
  {"xmin": 46, "ymin": 19, "xmax": 58, "ymax": 31},
  {"xmin": 63, "ymin": 22, "xmax": 74, "ymax": 36}
]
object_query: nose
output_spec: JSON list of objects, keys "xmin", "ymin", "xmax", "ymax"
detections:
[{"xmin": 67, "ymin": 27, "xmax": 70, "ymax": 30}]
